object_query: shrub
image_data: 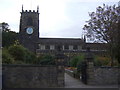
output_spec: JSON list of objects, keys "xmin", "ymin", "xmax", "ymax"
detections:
[
  {"xmin": 94, "ymin": 56, "xmax": 111, "ymax": 66},
  {"xmin": 69, "ymin": 56, "xmax": 79, "ymax": 67},
  {"xmin": 70, "ymin": 54, "xmax": 84, "ymax": 67},
  {"xmin": 24, "ymin": 49, "xmax": 37, "ymax": 64},
  {"xmin": 8, "ymin": 45, "xmax": 26, "ymax": 62},
  {"xmin": 2, "ymin": 48, "xmax": 14, "ymax": 64},
  {"xmin": 37, "ymin": 54, "xmax": 55, "ymax": 65},
  {"xmin": 8, "ymin": 44, "xmax": 37, "ymax": 64}
]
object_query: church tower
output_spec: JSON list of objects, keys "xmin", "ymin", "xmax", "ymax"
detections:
[{"xmin": 19, "ymin": 5, "xmax": 39, "ymax": 53}]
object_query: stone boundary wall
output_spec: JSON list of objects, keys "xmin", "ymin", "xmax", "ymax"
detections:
[
  {"xmin": 2, "ymin": 64, "xmax": 64, "ymax": 88},
  {"xmin": 94, "ymin": 67, "xmax": 120, "ymax": 85},
  {"xmin": 65, "ymin": 66, "xmax": 120, "ymax": 86}
]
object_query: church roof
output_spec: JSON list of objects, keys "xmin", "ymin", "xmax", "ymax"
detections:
[
  {"xmin": 86, "ymin": 43, "xmax": 107, "ymax": 50},
  {"xmin": 37, "ymin": 38, "xmax": 84, "ymax": 45}
]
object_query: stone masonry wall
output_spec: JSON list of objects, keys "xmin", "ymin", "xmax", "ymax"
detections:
[
  {"xmin": 2, "ymin": 64, "xmax": 64, "ymax": 88},
  {"xmin": 94, "ymin": 67, "xmax": 120, "ymax": 85}
]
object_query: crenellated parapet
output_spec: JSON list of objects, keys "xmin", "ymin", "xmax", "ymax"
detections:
[
  {"xmin": 21, "ymin": 5, "xmax": 39, "ymax": 14},
  {"xmin": 21, "ymin": 10, "xmax": 39, "ymax": 13}
]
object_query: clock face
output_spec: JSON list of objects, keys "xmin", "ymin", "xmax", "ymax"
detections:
[{"xmin": 26, "ymin": 27, "xmax": 33, "ymax": 34}]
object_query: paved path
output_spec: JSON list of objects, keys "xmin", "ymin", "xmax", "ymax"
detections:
[{"xmin": 64, "ymin": 73, "xmax": 119, "ymax": 88}]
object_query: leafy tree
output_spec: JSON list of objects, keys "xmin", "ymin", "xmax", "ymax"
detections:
[
  {"xmin": 2, "ymin": 31, "xmax": 18, "ymax": 47},
  {"xmin": 2, "ymin": 22, "xmax": 18, "ymax": 47},
  {"xmin": 1, "ymin": 22, "xmax": 10, "ymax": 32},
  {"xmin": 83, "ymin": 4, "xmax": 120, "ymax": 65}
]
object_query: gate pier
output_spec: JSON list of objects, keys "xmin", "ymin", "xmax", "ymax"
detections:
[{"xmin": 83, "ymin": 47, "xmax": 95, "ymax": 85}]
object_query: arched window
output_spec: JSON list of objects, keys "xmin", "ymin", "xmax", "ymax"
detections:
[{"xmin": 27, "ymin": 17, "xmax": 33, "ymax": 26}]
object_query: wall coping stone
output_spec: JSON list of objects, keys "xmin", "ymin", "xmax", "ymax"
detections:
[
  {"xmin": 2, "ymin": 64, "xmax": 56, "ymax": 67},
  {"xmin": 95, "ymin": 66, "xmax": 120, "ymax": 68}
]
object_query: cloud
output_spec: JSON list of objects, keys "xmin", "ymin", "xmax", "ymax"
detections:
[{"xmin": 0, "ymin": 0, "xmax": 119, "ymax": 38}]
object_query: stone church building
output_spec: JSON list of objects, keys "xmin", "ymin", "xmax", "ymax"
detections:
[{"xmin": 19, "ymin": 6, "xmax": 106, "ymax": 57}]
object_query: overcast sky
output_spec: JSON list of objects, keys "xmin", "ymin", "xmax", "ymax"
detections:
[{"xmin": 0, "ymin": 0, "xmax": 119, "ymax": 38}]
